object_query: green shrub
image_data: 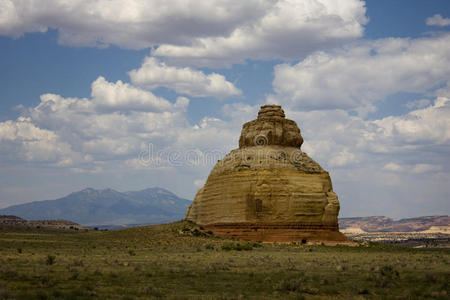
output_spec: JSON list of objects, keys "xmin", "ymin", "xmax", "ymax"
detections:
[
  {"xmin": 72, "ymin": 259, "xmax": 84, "ymax": 267},
  {"xmin": 145, "ymin": 284, "xmax": 164, "ymax": 297},
  {"xmin": 274, "ymin": 277, "xmax": 303, "ymax": 292},
  {"xmin": 205, "ymin": 243, "xmax": 215, "ymax": 250},
  {"xmin": 252, "ymin": 242, "xmax": 263, "ymax": 248},
  {"xmin": 235, "ymin": 243, "xmax": 253, "ymax": 251},
  {"xmin": 373, "ymin": 265, "xmax": 399, "ymax": 287},
  {"xmin": 70, "ymin": 269, "xmax": 80, "ymax": 280},
  {"xmin": 46, "ymin": 254, "xmax": 56, "ymax": 265},
  {"xmin": 191, "ymin": 229, "xmax": 203, "ymax": 237},
  {"xmin": 221, "ymin": 243, "xmax": 234, "ymax": 251},
  {"xmin": 380, "ymin": 265, "xmax": 399, "ymax": 279},
  {"xmin": 221, "ymin": 242, "xmax": 253, "ymax": 251}
]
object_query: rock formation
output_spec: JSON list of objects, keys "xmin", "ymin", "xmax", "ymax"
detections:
[{"xmin": 186, "ymin": 105, "xmax": 349, "ymax": 243}]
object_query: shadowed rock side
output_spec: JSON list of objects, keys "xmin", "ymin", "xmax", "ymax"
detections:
[{"xmin": 186, "ymin": 105, "xmax": 349, "ymax": 244}]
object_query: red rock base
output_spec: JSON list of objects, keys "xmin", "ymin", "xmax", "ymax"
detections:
[{"xmin": 203, "ymin": 223, "xmax": 354, "ymax": 245}]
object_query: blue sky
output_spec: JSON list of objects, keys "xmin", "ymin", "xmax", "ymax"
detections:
[{"xmin": 0, "ymin": 0, "xmax": 449, "ymax": 219}]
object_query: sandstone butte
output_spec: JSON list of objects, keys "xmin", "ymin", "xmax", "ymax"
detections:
[{"xmin": 186, "ymin": 105, "xmax": 351, "ymax": 244}]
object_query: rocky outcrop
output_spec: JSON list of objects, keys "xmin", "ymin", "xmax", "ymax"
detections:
[
  {"xmin": 186, "ymin": 105, "xmax": 349, "ymax": 243},
  {"xmin": 239, "ymin": 105, "xmax": 303, "ymax": 148},
  {"xmin": 0, "ymin": 215, "xmax": 88, "ymax": 231},
  {"xmin": 339, "ymin": 215, "xmax": 450, "ymax": 232}
]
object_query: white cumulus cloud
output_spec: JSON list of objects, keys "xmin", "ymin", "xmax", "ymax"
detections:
[
  {"xmin": 0, "ymin": 0, "xmax": 268, "ymax": 49},
  {"xmin": 405, "ymin": 99, "xmax": 431, "ymax": 110},
  {"xmin": 0, "ymin": 117, "xmax": 82, "ymax": 165},
  {"xmin": 426, "ymin": 14, "xmax": 450, "ymax": 27},
  {"xmin": 412, "ymin": 164, "xmax": 443, "ymax": 174},
  {"xmin": 91, "ymin": 76, "xmax": 177, "ymax": 111},
  {"xmin": 374, "ymin": 97, "xmax": 450, "ymax": 146},
  {"xmin": 297, "ymin": 95, "xmax": 450, "ymax": 166},
  {"xmin": 383, "ymin": 163, "xmax": 443, "ymax": 174},
  {"xmin": 0, "ymin": 78, "xmax": 193, "ymax": 168},
  {"xmin": 269, "ymin": 34, "xmax": 450, "ymax": 115},
  {"xmin": 153, "ymin": 0, "xmax": 367, "ymax": 66},
  {"xmin": 0, "ymin": 0, "xmax": 367, "ymax": 66},
  {"xmin": 284, "ymin": 92, "xmax": 450, "ymax": 217},
  {"xmin": 0, "ymin": 76, "xmax": 248, "ymax": 185},
  {"xmin": 383, "ymin": 162, "xmax": 404, "ymax": 172},
  {"xmin": 129, "ymin": 57, "xmax": 241, "ymax": 98}
]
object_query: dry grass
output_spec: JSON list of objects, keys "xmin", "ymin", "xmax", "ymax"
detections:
[{"xmin": 0, "ymin": 221, "xmax": 448, "ymax": 299}]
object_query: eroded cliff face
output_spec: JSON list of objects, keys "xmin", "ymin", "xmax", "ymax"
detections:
[{"xmin": 185, "ymin": 105, "xmax": 347, "ymax": 243}]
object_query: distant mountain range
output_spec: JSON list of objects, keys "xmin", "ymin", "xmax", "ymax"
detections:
[
  {"xmin": 339, "ymin": 215, "xmax": 449, "ymax": 232},
  {"xmin": 1, "ymin": 188, "xmax": 448, "ymax": 232},
  {"xmin": 0, "ymin": 187, "xmax": 191, "ymax": 226}
]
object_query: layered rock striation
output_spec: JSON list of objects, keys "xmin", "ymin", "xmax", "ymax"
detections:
[{"xmin": 186, "ymin": 105, "xmax": 349, "ymax": 243}]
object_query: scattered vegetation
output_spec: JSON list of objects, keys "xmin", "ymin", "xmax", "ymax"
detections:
[
  {"xmin": 0, "ymin": 220, "xmax": 448, "ymax": 299},
  {"xmin": 221, "ymin": 242, "xmax": 256, "ymax": 251},
  {"xmin": 46, "ymin": 254, "xmax": 56, "ymax": 265}
]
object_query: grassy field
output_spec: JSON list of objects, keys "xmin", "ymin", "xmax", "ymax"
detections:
[{"xmin": 0, "ymin": 221, "xmax": 449, "ymax": 299}]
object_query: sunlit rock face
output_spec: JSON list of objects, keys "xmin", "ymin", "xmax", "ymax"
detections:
[{"xmin": 186, "ymin": 105, "xmax": 349, "ymax": 243}]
